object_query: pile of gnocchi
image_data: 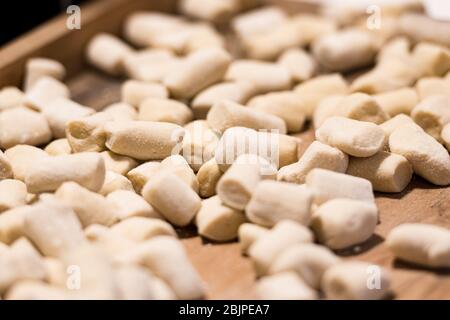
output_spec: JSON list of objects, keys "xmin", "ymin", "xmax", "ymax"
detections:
[{"xmin": 0, "ymin": 0, "xmax": 449, "ymax": 300}]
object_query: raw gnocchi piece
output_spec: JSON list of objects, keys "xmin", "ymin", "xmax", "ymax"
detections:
[
  {"xmin": 316, "ymin": 117, "xmax": 385, "ymax": 157},
  {"xmin": 387, "ymin": 223, "xmax": 450, "ymax": 268}
]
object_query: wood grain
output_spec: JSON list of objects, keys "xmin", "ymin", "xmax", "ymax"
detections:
[{"xmin": 1, "ymin": 0, "xmax": 449, "ymax": 300}]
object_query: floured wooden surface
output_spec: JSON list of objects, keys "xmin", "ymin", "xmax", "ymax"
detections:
[{"xmin": 69, "ymin": 70, "xmax": 450, "ymax": 300}]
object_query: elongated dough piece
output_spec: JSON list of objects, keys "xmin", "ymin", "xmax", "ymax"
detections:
[
  {"xmin": 306, "ymin": 168, "xmax": 375, "ymax": 205},
  {"xmin": 55, "ymin": 182, "xmax": 119, "ymax": 227},
  {"xmin": 322, "ymin": 261, "xmax": 391, "ymax": 300},
  {"xmin": 121, "ymin": 80, "xmax": 168, "ymax": 107},
  {"xmin": 207, "ymin": 100, "xmax": 287, "ymax": 134},
  {"xmin": 181, "ymin": 120, "xmax": 218, "ymax": 172},
  {"xmin": 25, "ymin": 152, "xmax": 105, "ymax": 193},
  {"xmin": 123, "ymin": 12, "xmax": 186, "ymax": 47},
  {"xmin": 411, "ymin": 95, "xmax": 450, "ymax": 142},
  {"xmin": 347, "ymin": 151, "xmax": 413, "ymax": 193},
  {"xmin": 336, "ymin": 93, "xmax": 389, "ymax": 125},
  {"xmin": 158, "ymin": 155, "xmax": 199, "ymax": 193},
  {"xmin": 398, "ymin": 13, "xmax": 450, "ymax": 48},
  {"xmin": 249, "ymin": 220, "xmax": 314, "ymax": 276},
  {"xmin": 214, "ymin": 127, "xmax": 299, "ymax": 171},
  {"xmin": 311, "ymin": 199, "xmax": 378, "ymax": 249},
  {"xmin": 246, "ymin": 180, "xmax": 313, "ymax": 227},
  {"xmin": 142, "ymin": 172, "xmax": 201, "ymax": 227},
  {"xmin": 0, "ymin": 87, "xmax": 24, "ymax": 111},
  {"xmin": 66, "ymin": 112, "xmax": 112, "ymax": 153},
  {"xmin": 238, "ymin": 223, "xmax": 268, "ymax": 254},
  {"xmin": 373, "ymin": 87, "xmax": 418, "ymax": 117},
  {"xmin": 23, "ymin": 199, "xmax": 86, "ymax": 257},
  {"xmin": 4, "ymin": 145, "xmax": 48, "ymax": 182},
  {"xmin": 111, "ymin": 217, "xmax": 176, "ymax": 242},
  {"xmin": 350, "ymin": 38, "xmax": 418, "ymax": 94},
  {"xmin": 412, "ymin": 42, "xmax": 450, "ymax": 77},
  {"xmin": 138, "ymin": 98, "xmax": 193, "ymax": 126},
  {"xmin": 294, "ymin": 74, "xmax": 348, "ymax": 118},
  {"xmin": 256, "ymin": 272, "xmax": 318, "ymax": 300},
  {"xmin": 63, "ymin": 245, "xmax": 120, "ymax": 299},
  {"xmin": 278, "ymin": 141, "xmax": 348, "ymax": 184},
  {"xmin": 103, "ymin": 102, "xmax": 137, "ymax": 121},
  {"xmin": 44, "ymin": 139, "xmax": 72, "ymax": 156},
  {"xmin": 178, "ymin": 0, "xmax": 238, "ymax": 23},
  {"xmin": 123, "ymin": 49, "xmax": 179, "ymax": 82},
  {"xmin": 99, "ymin": 171, "xmax": 134, "ymax": 196},
  {"xmin": 84, "ymin": 225, "xmax": 136, "ymax": 257},
  {"xmin": 387, "ymin": 223, "xmax": 450, "ymax": 268},
  {"xmin": 416, "ymin": 77, "xmax": 450, "ymax": 100},
  {"xmin": 150, "ymin": 23, "xmax": 225, "ymax": 55},
  {"xmin": 101, "ymin": 151, "xmax": 138, "ymax": 176},
  {"xmin": 0, "ymin": 238, "xmax": 47, "ymax": 294},
  {"xmin": 192, "ymin": 81, "xmax": 256, "ymax": 119},
  {"xmin": 0, "ymin": 179, "xmax": 27, "ymax": 213},
  {"xmin": 389, "ymin": 123, "xmax": 450, "ymax": 185},
  {"xmin": 86, "ymin": 33, "xmax": 134, "ymax": 76},
  {"xmin": 104, "ymin": 121, "xmax": 185, "ymax": 161},
  {"xmin": 247, "ymin": 91, "xmax": 306, "ymax": 133},
  {"xmin": 24, "ymin": 58, "xmax": 66, "ymax": 91},
  {"xmin": 277, "ymin": 48, "xmax": 317, "ymax": 82},
  {"xmin": 225, "ymin": 60, "xmax": 292, "ymax": 95},
  {"xmin": 316, "ymin": 117, "xmax": 385, "ymax": 157},
  {"xmin": 115, "ymin": 265, "xmax": 158, "ymax": 300},
  {"xmin": 164, "ymin": 47, "xmax": 231, "ymax": 99},
  {"xmin": 217, "ymin": 154, "xmax": 273, "ymax": 210},
  {"xmin": 126, "ymin": 161, "xmax": 162, "ymax": 193},
  {"xmin": 116, "ymin": 236, "xmax": 206, "ymax": 300},
  {"xmin": 313, "ymin": 95, "xmax": 344, "ymax": 129},
  {"xmin": 241, "ymin": 18, "xmax": 307, "ymax": 60},
  {"xmin": 269, "ymin": 243, "xmax": 340, "ymax": 289},
  {"xmin": 196, "ymin": 158, "xmax": 223, "ymax": 198},
  {"xmin": 0, "ymin": 107, "xmax": 52, "ymax": 149},
  {"xmin": 106, "ymin": 190, "xmax": 163, "ymax": 221},
  {"xmin": 313, "ymin": 29, "xmax": 377, "ymax": 72},
  {"xmin": 196, "ymin": 196, "xmax": 246, "ymax": 242},
  {"xmin": 6, "ymin": 281, "xmax": 68, "ymax": 300},
  {"xmin": 43, "ymin": 98, "xmax": 95, "ymax": 139},
  {"xmin": 0, "ymin": 206, "xmax": 30, "ymax": 244},
  {"xmin": 379, "ymin": 114, "xmax": 414, "ymax": 139},
  {"xmin": 24, "ymin": 77, "xmax": 70, "ymax": 112},
  {"xmin": 231, "ymin": 6, "xmax": 287, "ymax": 38}
]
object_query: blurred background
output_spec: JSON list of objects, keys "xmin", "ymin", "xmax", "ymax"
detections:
[
  {"xmin": 1, "ymin": 0, "xmax": 449, "ymax": 46},
  {"xmin": 0, "ymin": 0, "xmax": 87, "ymax": 45}
]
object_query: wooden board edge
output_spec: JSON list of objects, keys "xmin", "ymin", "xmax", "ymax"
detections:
[{"xmin": 0, "ymin": 0, "xmax": 177, "ymax": 88}]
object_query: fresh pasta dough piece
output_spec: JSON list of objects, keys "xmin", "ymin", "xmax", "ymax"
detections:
[
  {"xmin": 387, "ymin": 223, "xmax": 450, "ymax": 268},
  {"xmin": 389, "ymin": 123, "xmax": 450, "ymax": 185},
  {"xmin": 278, "ymin": 141, "xmax": 348, "ymax": 184},
  {"xmin": 311, "ymin": 198, "xmax": 378, "ymax": 250},
  {"xmin": 246, "ymin": 180, "xmax": 313, "ymax": 227},
  {"xmin": 316, "ymin": 117, "xmax": 385, "ymax": 157},
  {"xmin": 346, "ymin": 151, "xmax": 413, "ymax": 193}
]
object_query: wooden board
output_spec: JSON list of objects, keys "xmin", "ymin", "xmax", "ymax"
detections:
[{"xmin": 0, "ymin": 0, "xmax": 449, "ymax": 300}]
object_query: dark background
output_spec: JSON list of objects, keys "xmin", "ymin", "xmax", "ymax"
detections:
[{"xmin": 0, "ymin": 0, "xmax": 87, "ymax": 46}]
